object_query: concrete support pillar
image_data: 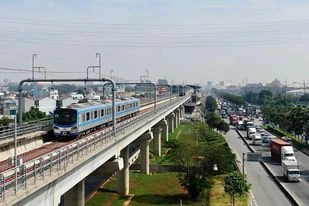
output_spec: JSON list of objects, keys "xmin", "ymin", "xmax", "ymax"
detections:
[
  {"xmin": 63, "ymin": 179, "xmax": 85, "ymax": 206},
  {"xmin": 175, "ymin": 108, "xmax": 180, "ymax": 128},
  {"xmin": 180, "ymin": 105, "xmax": 185, "ymax": 117},
  {"xmin": 161, "ymin": 119, "xmax": 168, "ymax": 142},
  {"xmin": 117, "ymin": 146, "xmax": 129, "ymax": 195},
  {"xmin": 168, "ymin": 113, "xmax": 175, "ymax": 133},
  {"xmin": 153, "ymin": 125, "xmax": 162, "ymax": 156},
  {"xmin": 140, "ymin": 131, "xmax": 153, "ymax": 174}
]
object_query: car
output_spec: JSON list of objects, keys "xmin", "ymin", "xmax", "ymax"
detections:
[{"xmin": 261, "ymin": 135, "xmax": 277, "ymax": 147}]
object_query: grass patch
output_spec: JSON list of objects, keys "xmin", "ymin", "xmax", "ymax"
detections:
[
  {"xmin": 87, "ymin": 172, "xmax": 248, "ymax": 206},
  {"xmin": 207, "ymin": 176, "xmax": 247, "ymax": 206},
  {"xmin": 86, "ymin": 122, "xmax": 248, "ymax": 205},
  {"xmin": 129, "ymin": 172, "xmax": 191, "ymax": 206}
]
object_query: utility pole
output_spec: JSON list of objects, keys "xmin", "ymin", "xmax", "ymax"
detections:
[{"xmin": 304, "ymin": 80, "xmax": 306, "ymax": 105}]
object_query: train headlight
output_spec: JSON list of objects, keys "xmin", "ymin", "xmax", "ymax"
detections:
[
  {"xmin": 54, "ymin": 126, "xmax": 59, "ymax": 130},
  {"xmin": 71, "ymin": 126, "xmax": 77, "ymax": 130}
]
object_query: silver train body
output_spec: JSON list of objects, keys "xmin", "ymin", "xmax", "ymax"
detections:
[{"xmin": 53, "ymin": 98, "xmax": 140, "ymax": 138}]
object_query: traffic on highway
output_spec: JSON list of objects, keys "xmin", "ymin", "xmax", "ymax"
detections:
[{"xmin": 225, "ymin": 113, "xmax": 309, "ymax": 206}]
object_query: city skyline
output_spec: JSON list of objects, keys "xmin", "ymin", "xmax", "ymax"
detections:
[{"xmin": 1, "ymin": 1, "xmax": 309, "ymax": 85}]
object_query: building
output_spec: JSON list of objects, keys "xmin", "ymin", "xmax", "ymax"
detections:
[
  {"xmin": 57, "ymin": 96, "xmax": 79, "ymax": 108},
  {"xmin": 49, "ymin": 89, "xmax": 59, "ymax": 100},
  {"xmin": 1, "ymin": 98, "xmax": 17, "ymax": 116},
  {"xmin": 36, "ymin": 97, "xmax": 57, "ymax": 115}
]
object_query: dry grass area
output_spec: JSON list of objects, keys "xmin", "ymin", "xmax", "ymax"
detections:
[{"xmin": 207, "ymin": 176, "xmax": 247, "ymax": 206}]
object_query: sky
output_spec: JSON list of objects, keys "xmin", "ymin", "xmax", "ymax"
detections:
[{"xmin": 1, "ymin": 0, "xmax": 309, "ymax": 87}]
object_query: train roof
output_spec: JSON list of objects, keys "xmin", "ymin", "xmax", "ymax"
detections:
[
  {"xmin": 66, "ymin": 98, "xmax": 139, "ymax": 109},
  {"xmin": 67, "ymin": 101, "xmax": 103, "ymax": 109}
]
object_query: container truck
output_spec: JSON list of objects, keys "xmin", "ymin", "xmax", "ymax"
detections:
[
  {"xmin": 270, "ymin": 139, "xmax": 297, "ymax": 162},
  {"xmin": 282, "ymin": 160, "xmax": 300, "ymax": 182}
]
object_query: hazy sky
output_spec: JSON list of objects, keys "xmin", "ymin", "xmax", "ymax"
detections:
[{"xmin": 1, "ymin": 0, "xmax": 309, "ymax": 86}]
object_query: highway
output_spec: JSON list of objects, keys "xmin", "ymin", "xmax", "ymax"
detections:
[
  {"xmin": 225, "ymin": 127, "xmax": 293, "ymax": 206},
  {"xmin": 238, "ymin": 127, "xmax": 309, "ymax": 206}
]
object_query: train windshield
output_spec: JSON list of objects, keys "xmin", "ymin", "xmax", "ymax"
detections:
[{"xmin": 54, "ymin": 109, "xmax": 77, "ymax": 125}]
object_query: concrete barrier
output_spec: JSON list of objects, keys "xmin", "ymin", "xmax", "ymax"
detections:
[{"xmin": 0, "ymin": 131, "xmax": 47, "ymax": 162}]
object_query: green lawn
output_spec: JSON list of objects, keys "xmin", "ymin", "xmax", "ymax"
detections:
[
  {"xmin": 86, "ymin": 171, "xmax": 247, "ymax": 206},
  {"xmin": 86, "ymin": 122, "xmax": 248, "ymax": 205}
]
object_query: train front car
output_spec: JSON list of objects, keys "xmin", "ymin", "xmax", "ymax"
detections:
[{"xmin": 53, "ymin": 108, "xmax": 78, "ymax": 138}]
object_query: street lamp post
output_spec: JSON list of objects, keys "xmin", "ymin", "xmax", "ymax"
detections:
[
  {"xmin": 110, "ymin": 69, "xmax": 113, "ymax": 79},
  {"xmin": 242, "ymin": 152, "xmax": 246, "ymax": 175},
  {"xmin": 145, "ymin": 68, "xmax": 149, "ymax": 81},
  {"xmin": 14, "ymin": 115, "xmax": 17, "ymax": 194},
  {"xmin": 96, "ymin": 53, "xmax": 101, "ymax": 79},
  {"xmin": 32, "ymin": 54, "xmax": 37, "ymax": 80},
  {"xmin": 87, "ymin": 66, "xmax": 99, "ymax": 79}
]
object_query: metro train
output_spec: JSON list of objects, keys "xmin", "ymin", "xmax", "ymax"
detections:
[{"xmin": 53, "ymin": 98, "xmax": 140, "ymax": 138}]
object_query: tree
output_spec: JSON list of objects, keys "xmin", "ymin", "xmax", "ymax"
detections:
[
  {"xmin": 224, "ymin": 172, "xmax": 251, "ymax": 206},
  {"xmin": 259, "ymin": 90, "xmax": 273, "ymax": 105},
  {"xmin": 164, "ymin": 123, "xmax": 236, "ymax": 200},
  {"xmin": 164, "ymin": 139, "xmax": 208, "ymax": 199},
  {"xmin": 205, "ymin": 96, "xmax": 217, "ymax": 113},
  {"xmin": 0, "ymin": 117, "xmax": 13, "ymax": 126},
  {"xmin": 216, "ymin": 120, "xmax": 230, "ymax": 133},
  {"xmin": 205, "ymin": 112, "xmax": 222, "ymax": 129},
  {"xmin": 22, "ymin": 107, "xmax": 48, "ymax": 122}
]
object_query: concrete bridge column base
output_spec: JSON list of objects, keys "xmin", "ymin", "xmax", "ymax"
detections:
[
  {"xmin": 140, "ymin": 131, "xmax": 153, "ymax": 174},
  {"xmin": 168, "ymin": 113, "xmax": 175, "ymax": 133},
  {"xmin": 117, "ymin": 146, "xmax": 129, "ymax": 195},
  {"xmin": 175, "ymin": 109, "xmax": 180, "ymax": 128},
  {"xmin": 153, "ymin": 126, "xmax": 162, "ymax": 156},
  {"xmin": 63, "ymin": 179, "xmax": 85, "ymax": 206},
  {"xmin": 161, "ymin": 119, "xmax": 168, "ymax": 142}
]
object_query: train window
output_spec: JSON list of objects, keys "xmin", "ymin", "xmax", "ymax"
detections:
[
  {"xmin": 130, "ymin": 103, "xmax": 132, "ymax": 108},
  {"xmin": 82, "ymin": 114, "xmax": 85, "ymax": 122},
  {"xmin": 94, "ymin": 111, "xmax": 97, "ymax": 118},
  {"xmin": 122, "ymin": 105, "xmax": 125, "ymax": 110},
  {"xmin": 117, "ymin": 105, "xmax": 121, "ymax": 112},
  {"xmin": 86, "ymin": 112, "xmax": 90, "ymax": 121},
  {"xmin": 101, "ymin": 109, "xmax": 104, "ymax": 116}
]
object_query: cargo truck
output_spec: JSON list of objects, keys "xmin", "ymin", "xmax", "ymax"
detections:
[
  {"xmin": 229, "ymin": 114, "xmax": 238, "ymax": 126},
  {"xmin": 282, "ymin": 160, "xmax": 300, "ymax": 182},
  {"xmin": 270, "ymin": 139, "xmax": 297, "ymax": 162},
  {"xmin": 247, "ymin": 127, "xmax": 256, "ymax": 139}
]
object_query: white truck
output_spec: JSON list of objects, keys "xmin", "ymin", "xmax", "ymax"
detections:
[
  {"xmin": 247, "ymin": 127, "xmax": 256, "ymax": 139},
  {"xmin": 281, "ymin": 146, "xmax": 297, "ymax": 163},
  {"xmin": 282, "ymin": 160, "xmax": 300, "ymax": 182}
]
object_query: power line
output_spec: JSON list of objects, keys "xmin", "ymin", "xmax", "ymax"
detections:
[{"xmin": 0, "ymin": 67, "xmax": 85, "ymax": 74}]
